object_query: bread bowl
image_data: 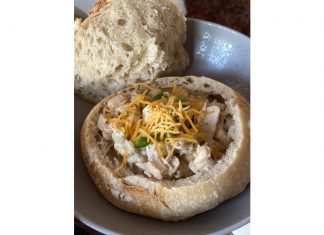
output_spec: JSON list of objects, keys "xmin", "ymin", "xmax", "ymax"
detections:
[{"xmin": 80, "ymin": 76, "xmax": 250, "ymax": 221}]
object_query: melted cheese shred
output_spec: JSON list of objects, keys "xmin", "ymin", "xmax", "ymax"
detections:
[{"xmin": 104, "ymin": 83, "xmax": 208, "ymax": 158}]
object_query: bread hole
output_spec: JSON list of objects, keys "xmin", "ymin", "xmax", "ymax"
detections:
[
  {"xmin": 121, "ymin": 43, "xmax": 133, "ymax": 52},
  {"xmin": 96, "ymin": 70, "xmax": 101, "ymax": 76},
  {"xmin": 98, "ymin": 49, "xmax": 103, "ymax": 59},
  {"xmin": 101, "ymin": 82, "xmax": 106, "ymax": 88},
  {"xmin": 77, "ymin": 42, "xmax": 82, "ymax": 50},
  {"xmin": 117, "ymin": 19, "xmax": 126, "ymax": 26},
  {"xmin": 115, "ymin": 64, "xmax": 123, "ymax": 72},
  {"xmin": 204, "ymin": 83, "xmax": 210, "ymax": 88},
  {"xmin": 187, "ymin": 78, "xmax": 193, "ymax": 83},
  {"xmin": 159, "ymin": 42, "xmax": 166, "ymax": 50},
  {"xmin": 207, "ymin": 94, "xmax": 226, "ymax": 104},
  {"xmin": 91, "ymin": 81, "xmax": 95, "ymax": 85},
  {"xmin": 97, "ymin": 37, "xmax": 103, "ymax": 45},
  {"xmin": 102, "ymin": 27, "xmax": 109, "ymax": 37},
  {"xmin": 126, "ymin": 53, "xmax": 129, "ymax": 57}
]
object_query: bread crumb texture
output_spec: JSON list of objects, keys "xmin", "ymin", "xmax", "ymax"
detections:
[{"xmin": 74, "ymin": 0, "xmax": 189, "ymax": 103}]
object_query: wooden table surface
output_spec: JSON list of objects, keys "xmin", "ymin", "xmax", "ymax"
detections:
[{"xmin": 75, "ymin": 0, "xmax": 250, "ymax": 234}]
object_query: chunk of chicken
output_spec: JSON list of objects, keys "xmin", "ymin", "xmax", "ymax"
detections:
[
  {"xmin": 144, "ymin": 157, "xmax": 167, "ymax": 180},
  {"xmin": 97, "ymin": 114, "xmax": 106, "ymax": 130},
  {"xmin": 111, "ymin": 129, "xmax": 125, "ymax": 143},
  {"xmin": 200, "ymin": 105, "xmax": 220, "ymax": 136},
  {"xmin": 142, "ymin": 106, "xmax": 151, "ymax": 122},
  {"xmin": 135, "ymin": 144, "xmax": 180, "ymax": 179},
  {"xmin": 127, "ymin": 153, "xmax": 146, "ymax": 165},
  {"xmin": 135, "ymin": 162, "xmax": 147, "ymax": 171},
  {"xmin": 107, "ymin": 94, "xmax": 129, "ymax": 109},
  {"xmin": 97, "ymin": 114, "xmax": 112, "ymax": 140},
  {"xmin": 111, "ymin": 129, "xmax": 146, "ymax": 166},
  {"xmin": 174, "ymin": 141, "xmax": 191, "ymax": 150},
  {"xmin": 174, "ymin": 141, "xmax": 194, "ymax": 156},
  {"xmin": 189, "ymin": 144, "xmax": 214, "ymax": 173},
  {"xmin": 142, "ymin": 144, "xmax": 160, "ymax": 161},
  {"xmin": 143, "ymin": 156, "xmax": 180, "ymax": 180},
  {"xmin": 102, "ymin": 125, "xmax": 113, "ymax": 140},
  {"xmin": 165, "ymin": 156, "xmax": 180, "ymax": 176}
]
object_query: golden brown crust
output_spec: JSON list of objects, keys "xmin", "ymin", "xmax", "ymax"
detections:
[
  {"xmin": 80, "ymin": 76, "xmax": 250, "ymax": 221},
  {"xmin": 88, "ymin": 0, "xmax": 110, "ymax": 16}
]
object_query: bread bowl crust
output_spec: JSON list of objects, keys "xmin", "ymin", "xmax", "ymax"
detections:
[{"xmin": 80, "ymin": 76, "xmax": 250, "ymax": 221}]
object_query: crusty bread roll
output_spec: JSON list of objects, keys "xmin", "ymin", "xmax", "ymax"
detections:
[
  {"xmin": 80, "ymin": 76, "xmax": 250, "ymax": 221},
  {"xmin": 74, "ymin": 0, "xmax": 189, "ymax": 103}
]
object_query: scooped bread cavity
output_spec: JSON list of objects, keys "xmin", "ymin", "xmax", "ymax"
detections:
[{"xmin": 74, "ymin": 0, "xmax": 189, "ymax": 103}]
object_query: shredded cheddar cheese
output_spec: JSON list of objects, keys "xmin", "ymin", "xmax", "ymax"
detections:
[{"xmin": 104, "ymin": 82, "xmax": 209, "ymax": 158}]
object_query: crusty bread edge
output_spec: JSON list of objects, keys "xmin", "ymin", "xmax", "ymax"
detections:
[{"xmin": 80, "ymin": 76, "xmax": 250, "ymax": 221}]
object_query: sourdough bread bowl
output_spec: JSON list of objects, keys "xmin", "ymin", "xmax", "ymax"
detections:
[
  {"xmin": 80, "ymin": 76, "xmax": 250, "ymax": 221},
  {"xmin": 74, "ymin": 0, "xmax": 189, "ymax": 103}
]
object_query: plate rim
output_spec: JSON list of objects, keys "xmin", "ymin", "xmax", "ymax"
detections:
[
  {"xmin": 75, "ymin": 211, "xmax": 250, "ymax": 235},
  {"xmin": 186, "ymin": 18, "xmax": 250, "ymax": 41}
]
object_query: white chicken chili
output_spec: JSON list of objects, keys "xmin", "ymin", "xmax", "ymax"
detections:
[{"xmin": 97, "ymin": 83, "xmax": 233, "ymax": 180}]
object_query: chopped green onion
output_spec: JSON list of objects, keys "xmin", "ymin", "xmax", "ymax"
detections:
[
  {"xmin": 134, "ymin": 136, "xmax": 150, "ymax": 148},
  {"xmin": 152, "ymin": 92, "xmax": 164, "ymax": 101},
  {"xmin": 164, "ymin": 133, "xmax": 175, "ymax": 139},
  {"xmin": 176, "ymin": 97, "xmax": 188, "ymax": 102}
]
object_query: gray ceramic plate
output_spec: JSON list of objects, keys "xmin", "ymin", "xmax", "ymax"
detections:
[{"xmin": 75, "ymin": 18, "xmax": 250, "ymax": 235}]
